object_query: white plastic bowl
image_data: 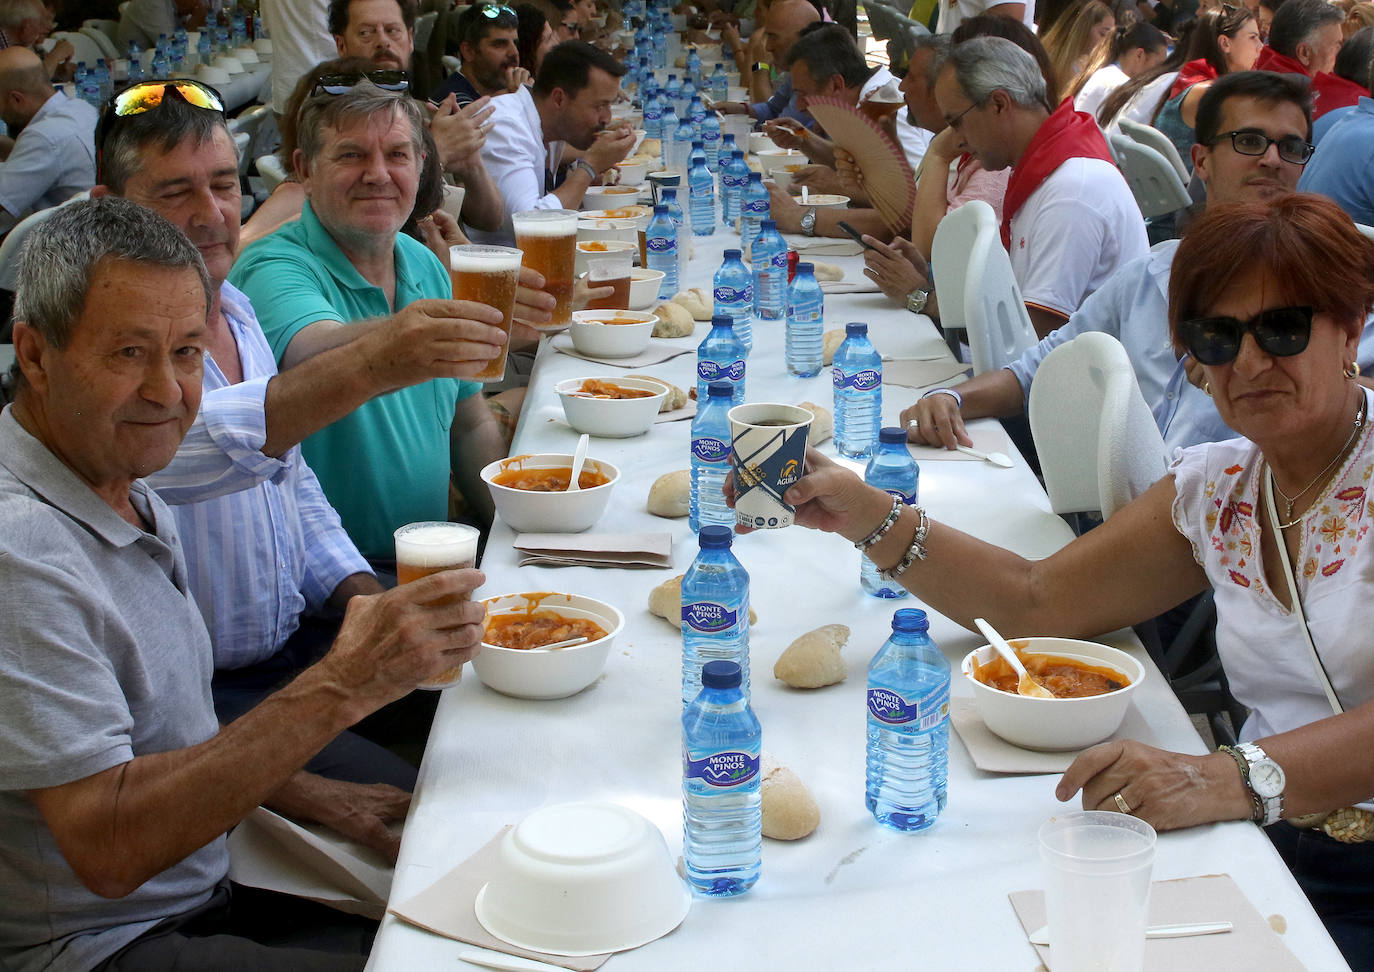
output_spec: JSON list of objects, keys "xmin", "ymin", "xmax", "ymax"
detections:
[
  {"xmin": 576, "ymin": 217, "xmax": 639, "ymax": 246},
  {"xmin": 582, "ymin": 184, "xmax": 644, "ymax": 210},
  {"xmin": 961, "ymin": 637, "xmax": 1145, "ymax": 751},
  {"xmin": 475, "ymin": 801, "xmax": 690, "ymax": 955},
  {"xmin": 574, "ymin": 239, "xmax": 637, "ymax": 277},
  {"xmin": 614, "ymin": 159, "xmax": 649, "ymax": 186},
  {"xmin": 628, "ymin": 268, "xmax": 665, "ymax": 310},
  {"xmin": 556, "ymin": 376, "xmax": 667, "ymax": 437},
  {"xmin": 804, "ymin": 193, "xmax": 851, "ymax": 209},
  {"xmin": 748, "ymin": 132, "xmax": 778, "ymax": 155},
  {"xmin": 771, "ymin": 163, "xmax": 808, "ymax": 192},
  {"xmin": 756, "ymin": 148, "xmax": 806, "ymax": 175},
  {"xmin": 481, "ymin": 453, "xmax": 619, "ymax": 533},
  {"xmin": 196, "ymin": 66, "xmax": 231, "ymax": 86},
  {"xmin": 569, "ymin": 309, "xmax": 656, "ymax": 358},
  {"xmin": 472, "ymin": 592, "xmax": 624, "ymax": 699}
]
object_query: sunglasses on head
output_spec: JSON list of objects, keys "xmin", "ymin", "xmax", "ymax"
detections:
[
  {"xmin": 1180, "ymin": 305, "xmax": 1314, "ymax": 366},
  {"xmin": 310, "ymin": 69, "xmax": 410, "ymax": 97},
  {"xmin": 478, "ymin": 4, "xmax": 518, "ymax": 17},
  {"xmin": 96, "ymin": 79, "xmax": 225, "ymax": 181}
]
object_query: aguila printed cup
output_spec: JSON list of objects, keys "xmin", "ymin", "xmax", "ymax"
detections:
[{"xmin": 728, "ymin": 403, "xmax": 812, "ymax": 529}]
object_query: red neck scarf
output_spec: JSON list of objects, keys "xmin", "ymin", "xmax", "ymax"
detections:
[
  {"xmin": 1000, "ymin": 99, "xmax": 1116, "ymax": 248},
  {"xmin": 1254, "ymin": 46, "xmax": 1310, "ymax": 76},
  {"xmin": 1169, "ymin": 59, "xmax": 1219, "ymax": 98}
]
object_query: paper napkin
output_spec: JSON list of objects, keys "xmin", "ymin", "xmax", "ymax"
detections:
[
  {"xmin": 882, "ymin": 358, "xmax": 972, "ymax": 392},
  {"xmin": 550, "ymin": 335, "xmax": 694, "ymax": 368},
  {"xmin": 513, "ymin": 532, "xmax": 673, "ymax": 569},
  {"xmin": 906, "ymin": 423, "xmax": 1012, "ymax": 462}
]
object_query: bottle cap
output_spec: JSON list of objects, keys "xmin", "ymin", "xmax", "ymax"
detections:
[
  {"xmin": 724, "ymin": 248, "xmax": 741, "ymax": 259},
  {"xmin": 748, "ymin": 171, "xmax": 761, "ymax": 181},
  {"xmin": 653, "ymin": 203, "xmax": 668, "ymax": 214},
  {"xmin": 692, "ymin": 140, "xmax": 703, "ymax": 149},
  {"xmin": 891, "ymin": 608, "xmax": 929, "ymax": 633},
  {"xmin": 761, "ymin": 219, "xmax": 776, "ymax": 230},
  {"xmin": 711, "ymin": 313, "xmax": 734, "ymax": 328},
  {"xmin": 797, "ymin": 261, "xmax": 814, "ymax": 273},
  {"xmin": 698, "ymin": 525, "xmax": 734, "ymax": 549},
  {"xmin": 878, "ymin": 427, "xmax": 907, "ymax": 444},
  {"xmin": 707, "ymin": 381, "xmax": 734, "ymax": 398},
  {"xmin": 701, "ymin": 660, "xmax": 743, "ymax": 689},
  {"xmin": 845, "ymin": 322, "xmax": 868, "ymax": 335}
]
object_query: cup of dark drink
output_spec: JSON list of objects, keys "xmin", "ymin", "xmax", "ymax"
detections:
[{"xmin": 728, "ymin": 403, "xmax": 813, "ymax": 529}]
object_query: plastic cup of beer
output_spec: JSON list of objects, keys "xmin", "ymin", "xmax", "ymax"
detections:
[
  {"xmin": 394, "ymin": 521, "xmax": 482, "ymax": 690},
  {"xmin": 512, "ymin": 209, "xmax": 579, "ymax": 331},
  {"xmin": 584, "ymin": 253, "xmax": 633, "ymax": 310},
  {"xmin": 450, "ymin": 244, "xmax": 522, "ymax": 383}
]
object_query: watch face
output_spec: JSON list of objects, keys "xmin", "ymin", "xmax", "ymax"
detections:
[{"xmin": 1250, "ymin": 760, "xmax": 1285, "ymax": 798}]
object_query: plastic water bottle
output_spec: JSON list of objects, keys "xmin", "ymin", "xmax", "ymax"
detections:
[
  {"xmin": 645, "ymin": 203, "xmax": 679, "ymax": 298},
  {"xmin": 740, "ymin": 171, "xmax": 770, "ymax": 256},
  {"xmin": 786, "ymin": 261, "xmax": 824, "ymax": 377},
  {"xmin": 691, "ymin": 382, "xmax": 735, "ymax": 532},
  {"xmin": 713, "ymin": 248, "xmax": 754, "ymax": 352},
  {"xmin": 722, "ymin": 149, "xmax": 749, "ymax": 227},
  {"xmin": 689, "ymin": 153, "xmax": 715, "ymax": 236},
  {"xmin": 665, "ymin": 73, "xmax": 681, "ymax": 107},
  {"xmin": 689, "ymin": 139, "xmax": 707, "ymax": 171},
  {"xmin": 661, "ymin": 185, "xmax": 690, "ymax": 263},
  {"xmin": 686, "ymin": 47, "xmax": 703, "ymax": 85},
  {"xmin": 151, "ymin": 50, "xmax": 169, "ymax": 76},
  {"xmin": 127, "ymin": 48, "xmax": 146, "ymax": 82},
  {"xmin": 710, "ymin": 63, "xmax": 729, "ymax": 102},
  {"xmin": 671, "ymin": 112, "xmax": 695, "ymax": 174},
  {"xmin": 687, "ymin": 94, "xmax": 706, "ymax": 139},
  {"xmin": 716, "ymin": 132, "xmax": 736, "ymax": 174},
  {"xmin": 94, "ymin": 59, "xmax": 112, "ymax": 101},
  {"xmin": 658, "ymin": 105, "xmax": 679, "ymax": 168},
  {"xmin": 833, "ymin": 322, "xmax": 883, "ymax": 459},
  {"xmin": 696, "ymin": 313, "xmax": 746, "ymax": 405},
  {"xmin": 683, "ymin": 659, "xmax": 761, "ymax": 896},
  {"xmin": 681, "ymin": 527, "xmax": 751, "ymax": 704},
  {"xmin": 866, "ymin": 609, "xmax": 949, "ymax": 832},
  {"xmin": 198, "ymin": 30, "xmax": 212, "ymax": 67},
  {"xmin": 79, "ymin": 78, "xmax": 101, "ymax": 108},
  {"xmin": 643, "ymin": 83, "xmax": 663, "ymax": 139},
  {"xmin": 681, "ymin": 78, "xmax": 697, "ymax": 115},
  {"xmin": 702, "ymin": 111, "xmax": 722, "ymax": 169},
  {"xmin": 751, "ymin": 220, "xmax": 787, "ymax": 321},
  {"xmin": 860, "ymin": 428, "xmax": 919, "ymax": 597}
]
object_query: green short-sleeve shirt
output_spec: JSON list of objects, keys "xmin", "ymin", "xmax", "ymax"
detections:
[{"xmin": 228, "ymin": 202, "xmax": 480, "ymax": 560}]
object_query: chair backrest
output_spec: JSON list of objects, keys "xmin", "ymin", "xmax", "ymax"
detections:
[
  {"xmin": 255, "ymin": 153, "xmax": 288, "ymax": 193},
  {"xmin": 414, "ymin": 11, "xmax": 438, "ymax": 52},
  {"xmin": 1108, "ymin": 133, "xmax": 1192, "ymax": 220},
  {"xmin": 79, "ymin": 25, "xmax": 120, "ymax": 61},
  {"xmin": 233, "ymin": 130, "xmax": 251, "ymax": 177},
  {"xmin": 0, "ymin": 190, "xmax": 90, "ymax": 293},
  {"xmin": 929, "ymin": 198, "xmax": 984, "ymax": 331},
  {"xmin": 1028, "ymin": 331, "xmax": 1169, "ymax": 518},
  {"xmin": 82, "ymin": 18, "xmax": 120, "ymax": 40},
  {"xmin": 1117, "ymin": 117, "xmax": 1191, "ymax": 182},
  {"xmin": 52, "ymin": 31, "xmax": 104, "ymax": 66},
  {"xmin": 1357, "ymin": 223, "xmax": 1374, "ymax": 243}
]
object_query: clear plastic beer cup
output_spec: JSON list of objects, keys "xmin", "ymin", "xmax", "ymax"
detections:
[
  {"xmin": 449, "ymin": 244, "xmax": 523, "ymax": 383},
  {"xmin": 512, "ymin": 209, "xmax": 579, "ymax": 330},
  {"xmin": 393, "ymin": 521, "xmax": 482, "ymax": 690}
]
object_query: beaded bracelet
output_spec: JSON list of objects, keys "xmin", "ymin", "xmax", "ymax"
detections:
[
  {"xmin": 921, "ymin": 387, "xmax": 963, "ymax": 409},
  {"xmin": 879, "ymin": 507, "xmax": 930, "ymax": 581},
  {"xmin": 854, "ymin": 495, "xmax": 902, "ymax": 553}
]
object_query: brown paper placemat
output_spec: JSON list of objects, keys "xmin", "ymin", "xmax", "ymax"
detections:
[
  {"xmin": 883, "ymin": 359, "xmax": 971, "ymax": 392},
  {"xmin": 514, "ymin": 532, "xmax": 673, "ymax": 569},
  {"xmin": 655, "ymin": 400, "xmax": 697, "ymax": 423},
  {"xmin": 390, "ymin": 827, "xmax": 611, "ymax": 971},
  {"xmin": 820, "ymin": 279, "xmax": 881, "ymax": 294},
  {"xmin": 951, "ymin": 698, "xmax": 1162, "ymax": 774},
  {"xmin": 550, "ymin": 335, "xmax": 694, "ymax": 368},
  {"xmin": 906, "ymin": 423, "xmax": 1012, "ymax": 462},
  {"xmin": 1009, "ymin": 874, "xmax": 1305, "ymax": 970}
]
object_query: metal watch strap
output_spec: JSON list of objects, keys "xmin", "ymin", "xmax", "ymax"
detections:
[
  {"xmin": 800, "ymin": 207, "xmax": 817, "ymax": 236},
  {"xmin": 569, "ymin": 158, "xmax": 597, "ymax": 181},
  {"xmin": 1236, "ymin": 742, "xmax": 1284, "ymax": 826}
]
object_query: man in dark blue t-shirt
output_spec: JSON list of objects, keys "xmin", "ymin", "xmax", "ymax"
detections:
[{"xmin": 433, "ymin": 2, "xmax": 523, "ymax": 105}]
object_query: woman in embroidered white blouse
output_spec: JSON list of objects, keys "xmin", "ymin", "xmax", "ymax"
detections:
[{"xmin": 744, "ymin": 193, "xmax": 1374, "ymax": 964}]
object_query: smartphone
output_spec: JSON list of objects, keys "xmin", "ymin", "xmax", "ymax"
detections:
[{"xmin": 837, "ymin": 221, "xmax": 876, "ymax": 251}]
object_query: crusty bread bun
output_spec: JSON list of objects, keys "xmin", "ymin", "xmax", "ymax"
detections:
[
  {"xmin": 647, "ymin": 469, "xmax": 689, "ymax": 518},
  {"xmin": 774, "ymin": 623, "xmax": 849, "ymax": 688}
]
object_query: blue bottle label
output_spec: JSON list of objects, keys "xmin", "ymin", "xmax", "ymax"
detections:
[
  {"xmin": 684, "ymin": 749, "xmax": 760, "ymax": 788},
  {"xmin": 691, "ymin": 436, "xmax": 729, "ymax": 463},
  {"xmin": 714, "ymin": 284, "xmax": 752, "ymax": 304},
  {"xmin": 833, "ymin": 367, "xmax": 882, "ymax": 391},
  {"xmin": 867, "ymin": 683, "xmax": 950, "ymax": 730},
  {"xmin": 682, "ymin": 600, "xmax": 740, "ymax": 632},
  {"xmin": 698, "ymin": 358, "xmax": 745, "ymax": 382},
  {"xmin": 770, "ymin": 251, "xmax": 788, "ymax": 270},
  {"xmin": 647, "ymin": 235, "xmax": 676, "ymax": 252},
  {"xmin": 883, "ymin": 487, "xmax": 917, "ymax": 505},
  {"xmin": 743, "ymin": 199, "xmax": 768, "ymax": 216}
]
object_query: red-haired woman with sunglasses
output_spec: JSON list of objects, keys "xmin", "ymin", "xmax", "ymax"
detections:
[{"xmin": 729, "ymin": 193, "xmax": 1374, "ymax": 968}]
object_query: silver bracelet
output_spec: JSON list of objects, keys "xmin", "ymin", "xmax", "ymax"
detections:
[
  {"xmin": 854, "ymin": 495, "xmax": 902, "ymax": 553},
  {"xmin": 921, "ymin": 387, "xmax": 963, "ymax": 409},
  {"xmin": 879, "ymin": 507, "xmax": 930, "ymax": 580}
]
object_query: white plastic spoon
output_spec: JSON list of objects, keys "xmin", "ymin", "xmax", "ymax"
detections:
[
  {"xmin": 538, "ymin": 636, "xmax": 589, "ymax": 652},
  {"xmin": 955, "ymin": 444, "xmax": 1014, "ymax": 468},
  {"xmin": 1027, "ymin": 921, "xmax": 1233, "ymax": 947},
  {"xmin": 974, "ymin": 617, "xmax": 1055, "ymax": 699},
  {"xmin": 566, "ymin": 433, "xmax": 590, "ymax": 491}
]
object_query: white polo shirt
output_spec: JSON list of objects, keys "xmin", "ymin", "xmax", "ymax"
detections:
[{"xmin": 1007, "ymin": 156, "xmax": 1148, "ymax": 319}]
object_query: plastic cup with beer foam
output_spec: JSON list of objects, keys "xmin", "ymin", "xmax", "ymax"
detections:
[
  {"xmin": 728, "ymin": 403, "xmax": 812, "ymax": 529},
  {"xmin": 512, "ymin": 209, "xmax": 580, "ymax": 331},
  {"xmin": 450, "ymin": 244, "xmax": 523, "ymax": 383},
  {"xmin": 584, "ymin": 252, "xmax": 633, "ymax": 310},
  {"xmin": 393, "ymin": 521, "xmax": 482, "ymax": 690}
]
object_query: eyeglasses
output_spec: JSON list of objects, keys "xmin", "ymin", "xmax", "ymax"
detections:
[
  {"xmin": 96, "ymin": 80, "xmax": 225, "ymax": 181},
  {"xmin": 562, "ymin": 19, "xmax": 579, "ymax": 30},
  {"xmin": 310, "ymin": 70, "xmax": 410, "ymax": 97},
  {"xmin": 1210, "ymin": 129, "xmax": 1314, "ymax": 165},
  {"xmin": 1179, "ymin": 305, "xmax": 1314, "ymax": 365},
  {"xmin": 945, "ymin": 100, "xmax": 979, "ymax": 130}
]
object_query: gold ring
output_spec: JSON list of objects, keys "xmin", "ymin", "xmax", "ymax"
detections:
[{"xmin": 1114, "ymin": 792, "xmax": 1132, "ymax": 815}]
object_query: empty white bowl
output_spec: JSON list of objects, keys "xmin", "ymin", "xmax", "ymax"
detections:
[
  {"xmin": 472, "ymin": 592, "xmax": 624, "ymax": 699},
  {"xmin": 475, "ymin": 801, "xmax": 690, "ymax": 955},
  {"xmin": 233, "ymin": 46, "xmax": 260, "ymax": 63},
  {"xmin": 213, "ymin": 55, "xmax": 244, "ymax": 73},
  {"xmin": 748, "ymin": 132, "xmax": 777, "ymax": 155},
  {"xmin": 556, "ymin": 375, "xmax": 667, "ymax": 437},
  {"xmin": 628, "ymin": 268, "xmax": 665, "ymax": 310},
  {"xmin": 197, "ymin": 66, "xmax": 231, "ymax": 86},
  {"xmin": 574, "ymin": 238, "xmax": 637, "ymax": 277},
  {"xmin": 569, "ymin": 309, "xmax": 656, "ymax": 358},
  {"xmin": 481, "ymin": 453, "xmax": 619, "ymax": 533},
  {"xmin": 961, "ymin": 637, "xmax": 1144, "ymax": 751}
]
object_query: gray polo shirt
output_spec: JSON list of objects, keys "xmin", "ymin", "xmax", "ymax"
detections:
[{"xmin": 0, "ymin": 408, "xmax": 228, "ymax": 972}]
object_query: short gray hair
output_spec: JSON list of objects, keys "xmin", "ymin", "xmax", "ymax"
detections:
[
  {"xmin": 14, "ymin": 197, "xmax": 211, "ymax": 351},
  {"xmin": 946, "ymin": 36, "xmax": 1048, "ymax": 111},
  {"xmin": 0, "ymin": 0, "xmax": 43, "ymax": 29},
  {"xmin": 294, "ymin": 81, "xmax": 425, "ymax": 168},
  {"xmin": 912, "ymin": 31, "xmax": 952, "ymax": 88}
]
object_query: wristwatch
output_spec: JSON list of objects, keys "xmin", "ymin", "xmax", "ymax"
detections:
[
  {"xmin": 800, "ymin": 206, "xmax": 818, "ymax": 236},
  {"xmin": 1223, "ymin": 743, "xmax": 1286, "ymax": 825},
  {"xmin": 905, "ymin": 287, "xmax": 929, "ymax": 314},
  {"xmin": 568, "ymin": 158, "xmax": 597, "ymax": 181}
]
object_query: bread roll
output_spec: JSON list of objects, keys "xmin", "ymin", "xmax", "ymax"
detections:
[
  {"xmin": 773, "ymin": 623, "xmax": 849, "ymax": 688},
  {"xmin": 797, "ymin": 401, "xmax": 833, "ymax": 446},
  {"xmin": 822, "ymin": 329, "xmax": 845, "ymax": 366},
  {"xmin": 671, "ymin": 288, "xmax": 713, "ymax": 321},
  {"xmin": 761, "ymin": 752, "xmax": 821, "ymax": 840},
  {"xmin": 651, "ymin": 301, "xmax": 696, "ymax": 338},
  {"xmin": 626, "ymin": 373, "xmax": 686, "ymax": 411},
  {"xmin": 649, "ymin": 575, "xmax": 759, "ymax": 628},
  {"xmin": 647, "ymin": 469, "xmax": 690, "ymax": 518},
  {"xmin": 810, "ymin": 261, "xmax": 844, "ymax": 282}
]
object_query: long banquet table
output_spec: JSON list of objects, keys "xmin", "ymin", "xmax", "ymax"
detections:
[{"xmin": 366, "ymin": 229, "xmax": 1349, "ymax": 970}]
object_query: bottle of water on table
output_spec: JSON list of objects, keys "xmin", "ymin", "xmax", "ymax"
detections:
[
  {"xmin": 643, "ymin": 82, "xmax": 663, "ymax": 139},
  {"xmin": 866, "ymin": 609, "xmax": 949, "ymax": 832},
  {"xmin": 645, "ymin": 203, "xmax": 678, "ymax": 298},
  {"xmin": 696, "ymin": 313, "xmax": 746, "ymax": 405},
  {"xmin": 833, "ymin": 322, "xmax": 882, "ymax": 459},
  {"xmin": 689, "ymin": 151, "xmax": 715, "ymax": 236},
  {"xmin": 658, "ymin": 105, "xmax": 679, "ymax": 168},
  {"xmin": 683, "ymin": 659, "xmax": 761, "ymax": 896},
  {"xmin": 709, "ymin": 62, "xmax": 729, "ymax": 102},
  {"xmin": 740, "ymin": 171, "xmax": 769, "ymax": 255},
  {"xmin": 860, "ymin": 428, "xmax": 918, "ymax": 598},
  {"xmin": 713, "ymin": 248, "xmax": 754, "ymax": 352},
  {"xmin": 670, "ymin": 112, "xmax": 695, "ymax": 175},
  {"xmin": 702, "ymin": 110, "xmax": 722, "ymax": 168},
  {"xmin": 785, "ymin": 261, "xmax": 824, "ymax": 376},
  {"xmin": 681, "ymin": 527, "xmax": 751, "ymax": 703},
  {"xmin": 721, "ymin": 149, "xmax": 749, "ymax": 227},
  {"xmin": 661, "ymin": 185, "xmax": 690, "ymax": 262},
  {"xmin": 690, "ymin": 382, "xmax": 735, "ymax": 532},
  {"xmin": 751, "ymin": 219, "xmax": 787, "ymax": 321}
]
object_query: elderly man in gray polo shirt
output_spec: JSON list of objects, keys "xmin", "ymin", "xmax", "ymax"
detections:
[{"xmin": 0, "ymin": 198, "xmax": 485, "ymax": 970}]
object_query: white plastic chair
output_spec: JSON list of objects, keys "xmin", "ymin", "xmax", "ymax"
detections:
[
  {"xmin": 80, "ymin": 26, "xmax": 120, "ymax": 61},
  {"xmin": 414, "ymin": 11, "xmax": 438, "ymax": 53},
  {"xmin": 1118, "ymin": 117, "xmax": 1190, "ymax": 182},
  {"xmin": 0, "ymin": 190, "xmax": 90, "ymax": 293},
  {"xmin": 82, "ymin": 19, "xmax": 120, "ymax": 40},
  {"xmin": 931, "ymin": 199, "xmax": 1039, "ymax": 375},
  {"xmin": 51, "ymin": 31, "xmax": 103, "ymax": 67},
  {"xmin": 1027, "ymin": 331, "xmax": 1169, "ymax": 520},
  {"xmin": 1356, "ymin": 223, "xmax": 1374, "ymax": 243},
  {"xmin": 1108, "ymin": 133, "xmax": 1192, "ymax": 221},
  {"xmin": 255, "ymin": 153, "xmax": 288, "ymax": 193}
]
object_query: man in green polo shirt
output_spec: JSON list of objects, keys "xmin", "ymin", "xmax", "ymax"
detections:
[{"xmin": 230, "ymin": 82, "xmax": 508, "ymax": 563}]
